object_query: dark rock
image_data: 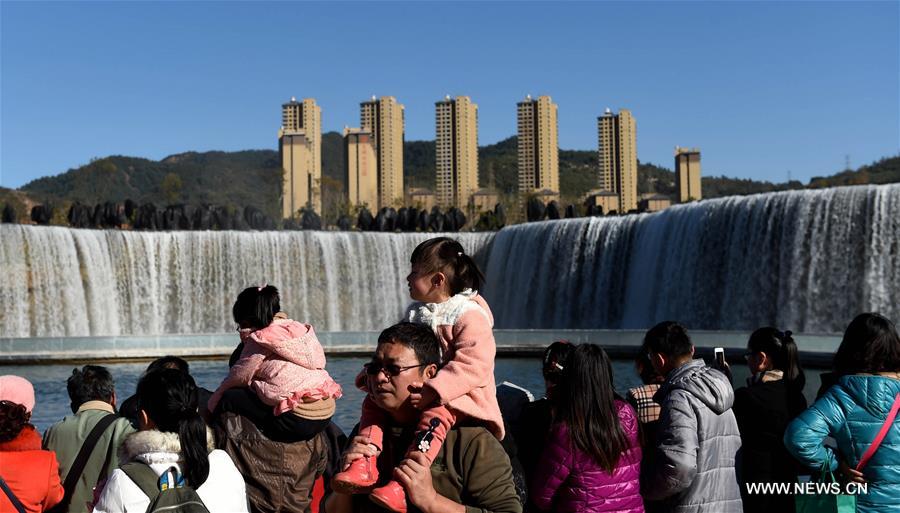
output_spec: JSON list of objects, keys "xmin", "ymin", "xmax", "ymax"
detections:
[
  {"xmin": 396, "ymin": 208, "xmax": 411, "ymax": 232},
  {"xmin": 2, "ymin": 204, "xmax": 16, "ymax": 224},
  {"xmin": 231, "ymin": 211, "xmax": 249, "ymax": 230},
  {"xmin": 134, "ymin": 203, "xmax": 161, "ymax": 230},
  {"xmin": 357, "ymin": 207, "xmax": 374, "ymax": 231},
  {"xmin": 30, "ymin": 205, "xmax": 53, "ymax": 225},
  {"xmin": 67, "ymin": 203, "xmax": 93, "ymax": 228},
  {"xmin": 546, "ymin": 201, "xmax": 560, "ymax": 220},
  {"xmin": 428, "ymin": 206, "xmax": 445, "ymax": 232},
  {"xmin": 494, "ymin": 204, "xmax": 506, "ymax": 228},
  {"xmin": 336, "ymin": 214, "xmax": 352, "ymax": 231},
  {"xmin": 300, "ymin": 208, "xmax": 322, "ymax": 230},
  {"xmin": 124, "ymin": 199, "xmax": 136, "ymax": 221},
  {"xmin": 243, "ymin": 206, "xmax": 273, "ymax": 230},
  {"xmin": 446, "ymin": 207, "xmax": 467, "ymax": 231},
  {"xmin": 206, "ymin": 206, "xmax": 227, "ymax": 230},
  {"xmin": 526, "ymin": 197, "xmax": 546, "ymax": 222}
]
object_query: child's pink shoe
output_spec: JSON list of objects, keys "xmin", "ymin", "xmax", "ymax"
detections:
[
  {"xmin": 369, "ymin": 480, "xmax": 407, "ymax": 513},
  {"xmin": 331, "ymin": 456, "xmax": 378, "ymax": 494}
]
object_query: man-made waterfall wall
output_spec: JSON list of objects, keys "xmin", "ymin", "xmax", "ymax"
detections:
[
  {"xmin": 484, "ymin": 184, "xmax": 899, "ymax": 333},
  {"xmin": 0, "ymin": 229, "xmax": 493, "ymax": 337},
  {"xmin": 2, "ymin": 184, "xmax": 897, "ymax": 337}
]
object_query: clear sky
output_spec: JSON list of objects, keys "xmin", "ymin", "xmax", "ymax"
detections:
[{"xmin": 1, "ymin": 1, "xmax": 897, "ymax": 188}]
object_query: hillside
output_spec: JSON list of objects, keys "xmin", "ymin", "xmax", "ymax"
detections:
[
  {"xmin": 21, "ymin": 150, "xmax": 283, "ymax": 220},
  {"xmin": 7, "ymin": 133, "xmax": 898, "ymax": 225}
]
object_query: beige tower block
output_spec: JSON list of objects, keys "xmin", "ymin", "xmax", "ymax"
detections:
[
  {"xmin": 597, "ymin": 108, "xmax": 638, "ymax": 213},
  {"xmin": 361, "ymin": 96, "xmax": 405, "ymax": 209},
  {"xmin": 675, "ymin": 147, "xmax": 702, "ymax": 203},
  {"xmin": 344, "ymin": 127, "xmax": 379, "ymax": 210},
  {"xmin": 517, "ymin": 95, "xmax": 559, "ymax": 196},
  {"xmin": 435, "ymin": 95, "xmax": 479, "ymax": 210},
  {"xmin": 280, "ymin": 97, "xmax": 322, "ymax": 218}
]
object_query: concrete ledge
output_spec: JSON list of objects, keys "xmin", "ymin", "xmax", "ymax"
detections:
[{"xmin": 0, "ymin": 329, "xmax": 840, "ymax": 367}]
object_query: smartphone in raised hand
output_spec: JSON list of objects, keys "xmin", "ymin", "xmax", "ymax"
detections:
[{"xmin": 714, "ymin": 347, "xmax": 725, "ymax": 368}]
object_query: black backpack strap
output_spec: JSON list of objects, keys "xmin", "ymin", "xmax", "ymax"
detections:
[
  {"xmin": 0, "ymin": 475, "xmax": 26, "ymax": 513},
  {"xmin": 57, "ymin": 413, "xmax": 119, "ymax": 511},
  {"xmin": 120, "ymin": 462, "xmax": 161, "ymax": 501}
]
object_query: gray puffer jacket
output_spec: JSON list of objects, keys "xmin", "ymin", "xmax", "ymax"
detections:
[{"xmin": 641, "ymin": 359, "xmax": 743, "ymax": 513}]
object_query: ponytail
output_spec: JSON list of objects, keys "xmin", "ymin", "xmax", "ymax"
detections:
[
  {"xmin": 177, "ymin": 409, "xmax": 210, "ymax": 487},
  {"xmin": 136, "ymin": 369, "xmax": 210, "ymax": 487},
  {"xmin": 410, "ymin": 237, "xmax": 485, "ymax": 294},
  {"xmin": 748, "ymin": 327, "xmax": 805, "ymax": 391},
  {"xmin": 780, "ymin": 331, "xmax": 805, "ymax": 390}
]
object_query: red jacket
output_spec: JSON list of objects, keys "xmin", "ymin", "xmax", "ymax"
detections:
[{"xmin": 0, "ymin": 425, "xmax": 64, "ymax": 513}]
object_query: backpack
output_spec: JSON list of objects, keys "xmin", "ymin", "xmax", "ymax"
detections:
[{"xmin": 120, "ymin": 462, "xmax": 209, "ymax": 513}]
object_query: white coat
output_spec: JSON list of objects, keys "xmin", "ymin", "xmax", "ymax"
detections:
[{"xmin": 92, "ymin": 428, "xmax": 249, "ymax": 513}]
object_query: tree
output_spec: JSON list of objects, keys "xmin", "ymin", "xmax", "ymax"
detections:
[{"xmin": 161, "ymin": 173, "xmax": 183, "ymax": 204}]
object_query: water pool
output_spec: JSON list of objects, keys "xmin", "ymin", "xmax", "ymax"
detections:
[{"xmin": 6, "ymin": 356, "xmax": 825, "ymax": 435}]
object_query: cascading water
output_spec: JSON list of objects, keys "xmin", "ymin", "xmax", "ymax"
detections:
[
  {"xmin": 1, "ymin": 184, "xmax": 897, "ymax": 337},
  {"xmin": 0, "ymin": 229, "xmax": 493, "ymax": 337},
  {"xmin": 484, "ymin": 184, "xmax": 900, "ymax": 333}
]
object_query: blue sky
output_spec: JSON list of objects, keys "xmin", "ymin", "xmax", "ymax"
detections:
[{"xmin": 1, "ymin": 1, "xmax": 898, "ymax": 188}]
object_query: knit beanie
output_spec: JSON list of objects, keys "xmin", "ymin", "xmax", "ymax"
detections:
[{"xmin": 0, "ymin": 375, "xmax": 35, "ymax": 413}]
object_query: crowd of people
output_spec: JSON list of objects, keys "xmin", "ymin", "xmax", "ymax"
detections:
[{"xmin": 1, "ymin": 236, "xmax": 899, "ymax": 513}]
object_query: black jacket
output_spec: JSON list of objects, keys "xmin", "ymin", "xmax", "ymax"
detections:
[{"xmin": 733, "ymin": 379, "xmax": 807, "ymax": 512}]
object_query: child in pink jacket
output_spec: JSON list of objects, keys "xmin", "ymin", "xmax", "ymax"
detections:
[
  {"xmin": 332, "ymin": 237, "xmax": 504, "ymax": 513},
  {"xmin": 208, "ymin": 285, "xmax": 342, "ymax": 443}
]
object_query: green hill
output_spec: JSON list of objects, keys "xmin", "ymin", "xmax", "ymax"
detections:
[
  {"xmin": 7, "ymin": 132, "xmax": 898, "ymax": 224},
  {"xmin": 21, "ymin": 150, "xmax": 283, "ymax": 220}
]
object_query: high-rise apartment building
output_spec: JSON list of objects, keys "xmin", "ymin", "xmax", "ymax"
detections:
[
  {"xmin": 360, "ymin": 96, "xmax": 405, "ymax": 208},
  {"xmin": 280, "ymin": 97, "xmax": 322, "ymax": 218},
  {"xmin": 597, "ymin": 108, "xmax": 638, "ymax": 213},
  {"xmin": 675, "ymin": 147, "xmax": 702, "ymax": 203},
  {"xmin": 435, "ymin": 96, "xmax": 479, "ymax": 209},
  {"xmin": 517, "ymin": 95, "xmax": 559, "ymax": 196},
  {"xmin": 344, "ymin": 127, "xmax": 378, "ymax": 209}
]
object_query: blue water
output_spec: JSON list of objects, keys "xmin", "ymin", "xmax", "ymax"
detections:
[{"xmin": 6, "ymin": 357, "xmax": 823, "ymax": 435}]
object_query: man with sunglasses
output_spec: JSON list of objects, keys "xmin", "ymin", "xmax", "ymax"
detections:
[{"xmin": 325, "ymin": 322, "xmax": 521, "ymax": 513}]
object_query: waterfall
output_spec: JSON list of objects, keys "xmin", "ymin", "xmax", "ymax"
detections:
[
  {"xmin": 483, "ymin": 184, "xmax": 900, "ymax": 333},
  {"xmin": 2, "ymin": 184, "xmax": 898, "ymax": 337},
  {"xmin": 0, "ymin": 229, "xmax": 493, "ymax": 337}
]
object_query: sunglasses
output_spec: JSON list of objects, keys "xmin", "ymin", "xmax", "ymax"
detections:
[{"xmin": 363, "ymin": 362, "xmax": 427, "ymax": 378}]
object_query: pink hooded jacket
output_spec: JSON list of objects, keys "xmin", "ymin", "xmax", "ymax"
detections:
[
  {"xmin": 208, "ymin": 319, "xmax": 342, "ymax": 415},
  {"xmin": 405, "ymin": 289, "xmax": 505, "ymax": 440}
]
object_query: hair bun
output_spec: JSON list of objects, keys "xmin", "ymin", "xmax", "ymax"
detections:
[{"xmin": 784, "ymin": 330, "xmax": 793, "ymax": 338}]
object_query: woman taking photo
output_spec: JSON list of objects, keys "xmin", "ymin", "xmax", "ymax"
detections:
[
  {"xmin": 733, "ymin": 327, "xmax": 807, "ymax": 512},
  {"xmin": 530, "ymin": 343, "xmax": 643, "ymax": 513},
  {"xmin": 92, "ymin": 369, "xmax": 249, "ymax": 512},
  {"xmin": 784, "ymin": 313, "xmax": 900, "ymax": 513}
]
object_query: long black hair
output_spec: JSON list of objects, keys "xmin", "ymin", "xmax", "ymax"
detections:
[
  {"xmin": 137, "ymin": 369, "xmax": 209, "ymax": 487},
  {"xmin": 232, "ymin": 285, "xmax": 280, "ymax": 330},
  {"xmin": 747, "ymin": 327, "xmax": 805, "ymax": 390},
  {"xmin": 833, "ymin": 313, "xmax": 900, "ymax": 376},
  {"xmin": 554, "ymin": 344, "xmax": 629, "ymax": 472},
  {"xmin": 410, "ymin": 237, "xmax": 485, "ymax": 294}
]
